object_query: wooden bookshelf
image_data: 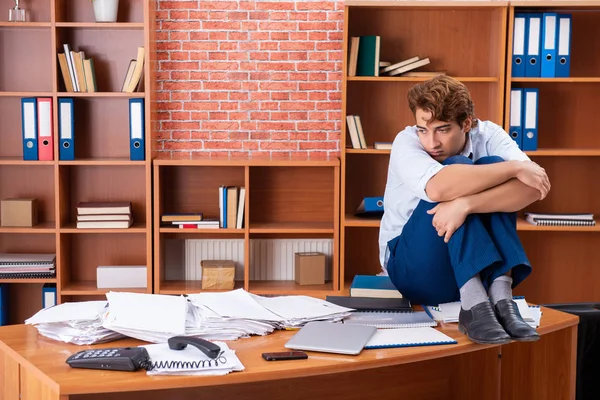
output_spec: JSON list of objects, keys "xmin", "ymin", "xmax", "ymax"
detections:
[
  {"xmin": 0, "ymin": 0, "xmax": 156, "ymax": 324},
  {"xmin": 153, "ymin": 156, "xmax": 340, "ymax": 296},
  {"xmin": 341, "ymin": 2, "xmax": 508, "ymax": 290},
  {"xmin": 504, "ymin": 2, "xmax": 600, "ymax": 304}
]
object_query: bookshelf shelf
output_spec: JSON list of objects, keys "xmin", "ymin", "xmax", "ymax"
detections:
[
  {"xmin": 55, "ymin": 22, "xmax": 145, "ymax": 29},
  {"xmin": 347, "ymin": 76, "xmax": 500, "ymax": 83},
  {"xmin": 0, "ymin": 22, "xmax": 51, "ymax": 28},
  {"xmin": 517, "ymin": 218, "xmax": 600, "ymax": 232},
  {"xmin": 512, "ymin": 77, "xmax": 600, "ymax": 83},
  {"xmin": 0, "ymin": 158, "xmax": 54, "ymax": 165},
  {"xmin": 58, "ymin": 158, "xmax": 147, "ymax": 166},
  {"xmin": 56, "ymin": 92, "xmax": 145, "ymax": 98},
  {"xmin": 0, "ymin": 92, "xmax": 54, "ymax": 97},
  {"xmin": 158, "ymin": 280, "xmax": 245, "ymax": 295},
  {"xmin": 344, "ymin": 215, "xmax": 381, "ymax": 228},
  {"xmin": 525, "ymin": 149, "xmax": 600, "ymax": 157},
  {"xmin": 249, "ymin": 222, "xmax": 334, "ymax": 234},
  {"xmin": 60, "ymin": 223, "xmax": 147, "ymax": 233},
  {"xmin": 0, "ymin": 222, "xmax": 56, "ymax": 233},
  {"xmin": 249, "ymin": 280, "xmax": 335, "ymax": 296},
  {"xmin": 61, "ymin": 281, "xmax": 147, "ymax": 296},
  {"xmin": 345, "ymin": 148, "xmax": 391, "ymax": 155},
  {"xmin": 158, "ymin": 228, "xmax": 244, "ymax": 234}
]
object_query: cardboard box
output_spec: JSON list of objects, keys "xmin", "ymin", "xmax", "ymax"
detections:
[
  {"xmin": 97, "ymin": 266, "xmax": 147, "ymax": 289},
  {"xmin": 201, "ymin": 260, "xmax": 235, "ymax": 290},
  {"xmin": 294, "ymin": 252, "xmax": 325, "ymax": 285},
  {"xmin": 1, "ymin": 198, "xmax": 38, "ymax": 227}
]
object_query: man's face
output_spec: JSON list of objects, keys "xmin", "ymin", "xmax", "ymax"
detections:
[{"xmin": 415, "ymin": 108, "xmax": 470, "ymax": 162}]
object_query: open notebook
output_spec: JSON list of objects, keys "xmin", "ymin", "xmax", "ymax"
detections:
[
  {"xmin": 342, "ymin": 311, "xmax": 436, "ymax": 328},
  {"xmin": 365, "ymin": 327, "xmax": 456, "ymax": 349}
]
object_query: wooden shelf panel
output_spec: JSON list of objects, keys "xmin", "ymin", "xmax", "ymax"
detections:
[
  {"xmin": 61, "ymin": 281, "xmax": 148, "ymax": 295},
  {"xmin": 345, "ymin": 148, "xmax": 391, "ymax": 155},
  {"xmin": 154, "ymin": 156, "xmax": 340, "ymax": 167},
  {"xmin": 525, "ymin": 149, "xmax": 600, "ymax": 157},
  {"xmin": 0, "ymin": 278, "xmax": 56, "ymax": 284},
  {"xmin": 248, "ymin": 280, "xmax": 335, "ymax": 296},
  {"xmin": 57, "ymin": 92, "xmax": 145, "ymax": 98},
  {"xmin": 249, "ymin": 222, "xmax": 334, "ymax": 234},
  {"xmin": 55, "ymin": 23, "xmax": 144, "ymax": 29},
  {"xmin": 344, "ymin": 215, "xmax": 381, "ymax": 228},
  {"xmin": 0, "ymin": 92, "xmax": 53, "ymax": 97},
  {"xmin": 347, "ymin": 76, "xmax": 500, "ymax": 82},
  {"xmin": 60, "ymin": 223, "xmax": 147, "ymax": 233},
  {"xmin": 159, "ymin": 227, "xmax": 244, "ymax": 234},
  {"xmin": 0, "ymin": 22, "xmax": 51, "ymax": 28},
  {"xmin": 0, "ymin": 157, "xmax": 54, "ymax": 165},
  {"xmin": 59, "ymin": 158, "xmax": 146, "ymax": 166},
  {"xmin": 0, "ymin": 222, "xmax": 56, "ymax": 233},
  {"xmin": 158, "ymin": 280, "xmax": 245, "ymax": 295},
  {"xmin": 512, "ymin": 78, "xmax": 600, "ymax": 83},
  {"xmin": 517, "ymin": 218, "xmax": 600, "ymax": 232}
]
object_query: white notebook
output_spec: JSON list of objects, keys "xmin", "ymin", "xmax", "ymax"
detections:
[
  {"xmin": 342, "ymin": 311, "xmax": 436, "ymax": 329},
  {"xmin": 365, "ymin": 327, "xmax": 457, "ymax": 349}
]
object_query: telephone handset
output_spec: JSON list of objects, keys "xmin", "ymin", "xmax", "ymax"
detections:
[{"xmin": 66, "ymin": 336, "xmax": 221, "ymax": 371}]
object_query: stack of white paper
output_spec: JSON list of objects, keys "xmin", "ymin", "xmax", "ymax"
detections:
[
  {"xmin": 142, "ymin": 340, "xmax": 244, "ymax": 376},
  {"xmin": 102, "ymin": 292, "xmax": 188, "ymax": 343},
  {"xmin": 25, "ymin": 301, "xmax": 124, "ymax": 345}
]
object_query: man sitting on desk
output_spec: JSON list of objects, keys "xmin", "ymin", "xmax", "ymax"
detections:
[{"xmin": 379, "ymin": 75, "xmax": 550, "ymax": 344}]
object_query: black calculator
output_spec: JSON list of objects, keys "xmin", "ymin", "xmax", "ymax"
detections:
[{"xmin": 66, "ymin": 347, "xmax": 150, "ymax": 372}]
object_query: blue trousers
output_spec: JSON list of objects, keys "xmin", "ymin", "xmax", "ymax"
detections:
[{"xmin": 386, "ymin": 155, "xmax": 532, "ymax": 306}]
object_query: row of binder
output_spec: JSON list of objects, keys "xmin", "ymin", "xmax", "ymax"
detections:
[
  {"xmin": 0, "ymin": 283, "xmax": 56, "ymax": 326},
  {"xmin": 512, "ymin": 13, "xmax": 571, "ymax": 77},
  {"xmin": 21, "ymin": 98, "xmax": 146, "ymax": 161},
  {"xmin": 509, "ymin": 88, "xmax": 539, "ymax": 151}
]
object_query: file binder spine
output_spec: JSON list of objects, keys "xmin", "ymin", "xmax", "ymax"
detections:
[
  {"xmin": 556, "ymin": 14, "xmax": 572, "ymax": 77},
  {"xmin": 21, "ymin": 97, "xmax": 38, "ymax": 161},
  {"xmin": 509, "ymin": 88, "xmax": 523, "ymax": 149},
  {"xmin": 541, "ymin": 13, "xmax": 558, "ymax": 78},
  {"xmin": 522, "ymin": 88, "xmax": 539, "ymax": 151},
  {"xmin": 512, "ymin": 14, "xmax": 527, "ymax": 77},
  {"xmin": 37, "ymin": 97, "xmax": 54, "ymax": 161},
  {"xmin": 58, "ymin": 98, "xmax": 75, "ymax": 160},
  {"xmin": 525, "ymin": 14, "xmax": 542, "ymax": 77},
  {"xmin": 129, "ymin": 98, "xmax": 145, "ymax": 161},
  {"xmin": 0, "ymin": 284, "xmax": 7, "ymax": 326}
]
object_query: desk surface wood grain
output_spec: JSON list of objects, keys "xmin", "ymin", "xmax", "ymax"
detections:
[{"xmin": 0, "ymin": 306, "xmax": 578, "ymax": 396}]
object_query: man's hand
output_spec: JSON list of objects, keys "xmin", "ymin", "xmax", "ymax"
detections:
[
  {"xmin": 515, "ymin": 161, "xmax": 551, "ymax": 200},
  {"xmin": 427, "ymin": 198, "xmax": 470, "ymax": 243}
]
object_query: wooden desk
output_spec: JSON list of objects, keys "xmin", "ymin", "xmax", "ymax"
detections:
[{"xmin": 0, "ymin": 307, "xmax": 578, "ymax": 400}]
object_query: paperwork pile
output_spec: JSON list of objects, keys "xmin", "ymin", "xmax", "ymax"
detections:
[
  {"xmin": 25, "ymin": 301, "xmax": 124, "ymax": 345},
  {"xmin": 103, "ymin": 289, "xmax": 353, "ymax": 343}
]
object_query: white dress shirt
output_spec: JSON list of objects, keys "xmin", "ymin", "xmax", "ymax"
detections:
[{"xmin": 378, "ymin": 120, "xmax": 531, "ymax": 270}]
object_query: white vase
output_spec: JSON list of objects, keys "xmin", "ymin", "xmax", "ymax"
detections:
[{"xmin": 93, "ymin": 0, "xmax": 119, "ymax": 23}]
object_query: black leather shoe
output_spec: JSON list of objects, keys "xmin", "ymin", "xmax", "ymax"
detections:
[
  {"xmin": 494, "ymin": 299, "xmax": 540, "ymax": 342},
  {"xmin": 458, "ymin": 301, "xmax": 512, "ymax": 345}
]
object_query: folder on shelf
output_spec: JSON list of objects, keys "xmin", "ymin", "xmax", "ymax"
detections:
[
  {"xmin": 522, "ymin": 88, "xmax": 539, "ymax": 151},
  {"xmin": 58, "ymin": 98, "xmax": 75, "ymax": 160},
  {"xmin": 37, "ymin": 98, "xmax": 54, "ymax": 161},
  {"xmin": 0, "ymin": 284, "xmax": 7, "ymax": 326},
  {"xmin": 512, "ymin": 13, "xmax": 527, "ymax": 77},
  {"xmin": 355, "ymin": 196, "xmax": 384, "ymax": 216},
  {"xmin": 42, "ymin": 283, "xmax": 56, "ymax": 309},
  {"xmin": 509, "ymin": 88, "xmax": 523, "ymax": 149},
  {"xmin": 129, "ymin": 98, "xmax": 145, "ymax": 161},
  {"xmin": 21, "ymin": 97, "xmax": 38, "ymax": 161},
  {"xmin": 556, "ymin": 14, "xmax": 572, "ymax": 77},
  {"xmin": 525, "ymin": 13, "xmax": 542, "ymax": 77},
  {"xmin": 541, "ymin": 13, "xmax": 558, "ymax": 78}
]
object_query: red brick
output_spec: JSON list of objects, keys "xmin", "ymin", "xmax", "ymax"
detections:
[
  {"xmin": 261, "ymin": 142, "xmax": 298, "ymax": 150},
  {"xmin": 270, "ymin": 32, "xmax": 289, "ymax": 40},
  {"xmin": 309, "ymin": 92, "xmax": 328, "ymax": 101},
  {"xmin": 280, "ymin": 101, "xmax": 315, "ymax": 111},
  {"xmin": 299, "ymin": 82, "xmax": 337, "ymax": 91},
  {"xmin": 269, "ymin": 12, "xmax": 290, "ymax": 21},
  {"xmin": 230, "ymin": 132, "xmax": 249, "ymax": 140},
  {"xmin": 172, "ymin": 131, "xmax": 191, "ymax": 140},
  {"xmin": 209, "ymin": 31, "xmax": 228, "ymax": 40},
  {"xmin": 204, "ymin": 141, "xmax": 243, "ymax": 150},
  {"xmin": 241, "ymin": 21, "xmax": 258, "ymax": 31},
  {"xmin": 271, "ymin": 72, "xmax": 290, "ymax": 81},
  {"xmin": 296, "ymin": 2, "xmax": 335, "ymax": 11},
  {"xmin": 271, "ymin": 132, "xmax": 290, "ymax": 140},
  {"xmin": 250, "ymin": 132, "xmax": 270, "ymax": 140},
  {"xmin": 160, "ymin": 1, "xmax": 198, "ymax": 10},
  {"xmin": 210, "ymin": 11, "xmax": 227, "ymax": 19},
  {"xmin": 258, "ymin": 122, "xmax": 295, "ymax": 131},
  {"xmin": 291, "ymin": 92, "xmax": 308, "ymax": 101},
  {"xmin": 250, "ymin": 92, "xmax": 270, "ymax": 101},
  {"xmin": 189, "ymin": 11, "xmax": 209, "ymax": 20},
  {"xmin": 288, "ymin": 12, "xmax": 308, "ymax": 21},
  {"xmin": 170, "ymin": 51, "xmax": 191, "ymax": 61},
  {"xmin": 220, "ymin": 102, "xmax": 239, "ymax": 111},
  {"xmin": 229, "ymin": 112, "xmax": 249, "ymax": 121},
  {"xmin": 171, "ymin": 112, "xmax": 191, "ymax": 121},
  {"xmin": 203, "ymin": 21, "xmax": 241, "ymax": 30},
  {"xmin": 161, "ymin": 121, "xmax": 200, "ymax": 130},
  {"xmin": 309, "ymin": 32, "xmax": 328, "ymax": 41},
  {"xmin": 204, "ymin": 122, "xmax": 240, "ymax": 131},
  {"xmin": 289, "ymin": 112, "xmax": 308, "ymax": 120},
  {"xmin": 271, "ymin": 112, "xmax": 290, "ymax": 120},
  {"xmin": 260, "ymin": 81, "xmax": 296, "ymax": 91},
  {"xmin": 191, "ymin": 132, "xmax": 210, "ymax": 140},
  {"xmin": 250, "ymin": 52, "xmax": 269, "ymax": 61},
  {"xmin": 259, "ymin": 21, "xmax": 296, "ymax": 31},
  {"xmin": 210, "ymin": 132, "xmax": 229, "ymax": 140},
  {"xmin": 271, "ymin": 92, "xmax": 290, "ymax": 101},
  {"xmin": 256, "ymin": 2, "xmax": 294, "ymax": 11},
  {"xmin": 229, "ymin": 31, "xmax": 248, "ymax": 40},
  {"xmin": 230, "ymin": 92, "xmax": 249, "ymax": 101},
  {"xmin": 270, "ymin": 52, "xmax": 289, "ymax": 61},
  {"xmin": 249, "ymin": 11, "xmax": 269, "ymax": 20},
  {"xmin": 250, "ymin": 112, "xmax": 270, "ymax": 120},
  {"xmin": 241, "ymin": 121, "xmax": 257, "ymax": 130},
  {"xmin": 183, "ymin": 42, "xmax": 218, "ymax": 51},
  {"xmin": 299, "ymin": 141, "xmax": 337, "ymax": 150},
  {"xmin": 291, "ymin": 132, "xmax": 309, "ymax": 140},
  {"xmin": 308, "ymin": 52, "xmax": 328, "ymax": 61},
  {"xmin": 160, "ymin": 61, "xmax": 200, "ymax": 71},
  {"xmin": 190, "ymin": 112, "xmax": 209, "ymax": 120},
  {"xmin": 162, "ymin": 21, "xmax": 200, "ymax": 30},
  {"xmin": 209, "ymin": 112, "xmax": 228, "ymax": 120},
  {"xmin": 198, "ymin": 1, "xmax": 238, "ymax": 10},
  {"xmin": 210, "ymin": 92, "xmax": 228, "ymax": 101},
  {"xmin": 169, "ymin": 11, "xmax": 189, "ymax": 20},
  {"xmin": 308, "ymin": 12, "xmax": 327, "ymax": 21},
  {"xmin": 298, "ymin": 122, "xmax": 335, "ymax": 131}
]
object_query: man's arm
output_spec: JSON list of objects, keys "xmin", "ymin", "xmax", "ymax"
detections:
[
  {"xmin": 463, "ymin": 178, "xmax": 540, "ymax": 214},
  {"xmin": 425, "ymin": 161, "xmax": 521, "ymax": 202}
]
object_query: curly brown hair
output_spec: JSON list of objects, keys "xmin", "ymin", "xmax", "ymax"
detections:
[{"xmin": 407, "ymin": 75, "xmax": 478, "ymax": 129}]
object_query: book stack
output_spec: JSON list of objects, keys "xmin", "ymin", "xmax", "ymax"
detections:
[
  {"xmin": 379, "ymin": 56, "xmax": 439, "ymax": 77},
  {"xmin": 350, "ymin": 275, "xmax": 403, "ymax": 299},
  {"xmin": 525, "ymin": 212, "xmax": 596, "ymax": 227},
  {"xmin": 219, "ymin": 186, "xmax": 246, "ymax": 229},
  {"xmin": 57, "ymin": 44, "xmax": 97, "ymax": 93},
  {"xmin": 0, "ymin": 253, "xmax": 56, "ymax": 278},
  {"xmin": 346, "ymin": 115, "xmax": 366, "ymax": 149},
  {"xmin": 76, "ymin": 201, "xmax": 133, "ymax": 229},
  {"xmin": 161, "ymin": 213, "xmax": 219, "ymax": 229}
]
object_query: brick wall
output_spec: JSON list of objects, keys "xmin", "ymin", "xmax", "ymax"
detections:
[{"xmin": 154, "ymin": 0, "xmax": 344, "ymax": 159}]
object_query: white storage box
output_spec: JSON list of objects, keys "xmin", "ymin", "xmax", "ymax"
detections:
[{"xmin": 96, "ymin": 265, "xmax": 147, "ymax": 289}]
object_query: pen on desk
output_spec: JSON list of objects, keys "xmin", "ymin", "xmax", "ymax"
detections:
[{"xmin": 284, "ymin": 327, "xmax": 300, "ymax": 331}]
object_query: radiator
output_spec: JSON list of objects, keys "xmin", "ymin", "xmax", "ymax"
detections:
[{"xmin": 165, "ymin": 238, "xmax": 333, "ymax": 281}]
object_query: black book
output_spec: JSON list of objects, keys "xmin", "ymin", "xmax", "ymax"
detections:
[{"xmin": 326, "ymin": 296, "xmax": 412, "ymax": 312}]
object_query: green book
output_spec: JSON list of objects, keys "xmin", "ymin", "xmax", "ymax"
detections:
[{"xmin": 356, "ymin": 36, "xmax": 380, "ymax": 77}]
